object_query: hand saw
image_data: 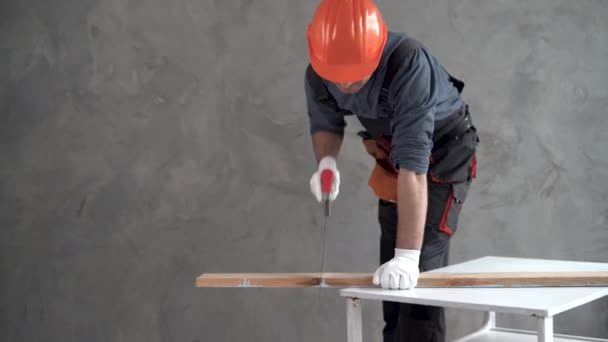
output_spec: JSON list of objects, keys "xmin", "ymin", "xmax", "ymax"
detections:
[{"xmin": 318, "ymin": 169, "xmax": 334, "ymax": 294}]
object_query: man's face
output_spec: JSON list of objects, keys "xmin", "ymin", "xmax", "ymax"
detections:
[{"xmin": 333, "ymin": 76, "xmax": 371, "ymax": 94}]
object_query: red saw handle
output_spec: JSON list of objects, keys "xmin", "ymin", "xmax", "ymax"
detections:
[{"xmin": 320, "ymin": 169, "xmax": 334, "ymax": 194}]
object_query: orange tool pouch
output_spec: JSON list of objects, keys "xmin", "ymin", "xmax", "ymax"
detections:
[{"xmin": 359, "ymin": 132, "xmax": 399, "ymax": 202}]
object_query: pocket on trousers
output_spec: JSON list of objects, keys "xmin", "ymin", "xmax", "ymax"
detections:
[
  {"xmin": 437, "ymin": 182, "xmax": 470, "ymax": 236},
  {"xmin": 429, "ymin": 129, "xmax": 479, "ymax": 183},
  {"xmin": 427, "ymin": 127, "xmax": 477, "ymax": 237}
]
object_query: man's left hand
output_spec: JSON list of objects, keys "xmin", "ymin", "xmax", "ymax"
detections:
[{"xmin": 373, "ymin": 249, "xmax": 421, "ymax": 290}]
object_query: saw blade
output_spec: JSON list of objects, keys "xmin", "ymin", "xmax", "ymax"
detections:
[
  {"xmin": 318, "ymin": 207, "xmax": 328, "ymax": 300},
  {"xmin": 319, "ymin": 208, "xmax": 328, "ymax": 275},
  {"xmin": 318, "ymin": 169, "xmax": 333, "ymax": 299}
]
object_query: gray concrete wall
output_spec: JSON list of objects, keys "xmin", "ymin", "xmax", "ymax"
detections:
[{"xmin": 1, "ymin": 0, "xmax": 607, "ymax": 341}]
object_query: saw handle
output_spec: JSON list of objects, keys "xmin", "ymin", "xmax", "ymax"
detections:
[
  {"xmin": 320, "ymin": 169, "xmax": 334, "ymax": 196},
  {"xmin": 320, "ymin": 169, "xmax": 334, "ymax": 217}
]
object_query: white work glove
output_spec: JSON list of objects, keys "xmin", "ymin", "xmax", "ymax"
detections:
[
  {"xmin": 373, "ymin": 249, "xmax": 421, "ymax": 290},
  {"xmin": 310, "ymin": 156, "xmax": 340, "ymax": 202}
]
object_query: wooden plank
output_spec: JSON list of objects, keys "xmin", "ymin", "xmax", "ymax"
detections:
[
  {"xmin": 195, "ymin": 271, "xmax": 608, "ymax": 288},
  {"xmin": 195, "ymin": 272, "xmax": 372, "ymax": 287},
  {"xmin": 421, "ymin": 272, "xmax": 608, "ymax": 287}
]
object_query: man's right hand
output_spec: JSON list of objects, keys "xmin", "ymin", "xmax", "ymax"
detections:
[{"xmin": 310, "ymin": 156, "xmax": 340, "ymax": 202}]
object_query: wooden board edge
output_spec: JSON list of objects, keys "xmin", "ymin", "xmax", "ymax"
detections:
[{"xmin": 195, "ymin": 272, "xmax": 608, "ymax": 288}]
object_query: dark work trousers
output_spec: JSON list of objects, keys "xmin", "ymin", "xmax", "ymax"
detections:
[{"xmin": 379, "ymin": 125, "xmax": 479, "ymax": 342}]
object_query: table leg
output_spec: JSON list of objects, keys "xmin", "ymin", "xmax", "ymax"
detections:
[
  {"xmin": 482, "ymin": 311, "xmax": 496, "ymax": 330},
  {"xmin": 451, "ymin": 311, "xmax": 496, "ymax": 342},
  {"xmin": 346, "ymin": 297, "xmax": 362, "ymax": 342},
  {"xmin": 538, "ymin": 316, "xmax": 554, "ymax": 342}
]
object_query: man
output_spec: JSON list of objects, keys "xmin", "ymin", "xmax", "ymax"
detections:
[{"xmin": 304, "ymin": 0, "xmax": 479, "ymax": 341}]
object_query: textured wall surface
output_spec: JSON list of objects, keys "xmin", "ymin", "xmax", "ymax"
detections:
[{"xmin": 1, "ymin": 0, "xmax": 607, "ymax": 341}]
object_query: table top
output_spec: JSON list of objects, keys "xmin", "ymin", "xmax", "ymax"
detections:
[{"xmin": 340, "ymin": 256, "xmax": 608, "ymax": 316}]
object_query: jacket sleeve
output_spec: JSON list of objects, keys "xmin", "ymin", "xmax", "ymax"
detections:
[
  {"xmin": 304, "ymin": 69, "xmax": 347, "ymax": 136},
  {"xmin": 388, "ymin": 47, "xmax": 438, "ymax": 174}
]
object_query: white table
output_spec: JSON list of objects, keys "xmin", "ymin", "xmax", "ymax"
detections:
[{"xmin": 340, "ymin": 256, "xmax": 608, "ymax": 342}]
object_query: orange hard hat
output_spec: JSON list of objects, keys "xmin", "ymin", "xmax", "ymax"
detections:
[{"xmin": 307, "ymin": 0, "xmax": 388, "ymax": 83}]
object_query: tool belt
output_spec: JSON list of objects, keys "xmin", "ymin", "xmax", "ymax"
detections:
[{"xmin": 358, "ymin": 105, "xmax": 475, "ymax": 202}]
